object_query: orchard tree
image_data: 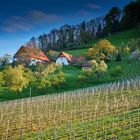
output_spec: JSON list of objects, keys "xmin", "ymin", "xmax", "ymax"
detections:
[
  {"xmin": 87, "ymin": 39, "xmax": 116, "ymax": 61},
  {"xmin": 2, "ymin": 65, "xmax": 31, "ymax": 96},
  {"xmin": 34, "ymin": 63, "xmax": 65, "ymax": 94},
  {"xmin": 82, "ymin": 60, "xmax": 108, "ymax": 82},
  {"xmin": 90, "ymin": 60, "xmax": 108, "ymax": 81}
]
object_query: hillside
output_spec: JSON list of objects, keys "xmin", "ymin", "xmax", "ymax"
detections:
[
  {"xmin": 66, "ymin": 27, "xmax": 140, "ymax": 56},
  {"xmin": 1, "ymin": 1, "xmax": 140, "ymax": 139},
  {"xmin": 0, "ymin": 28, "xmax": 140, "ymax": 101}
]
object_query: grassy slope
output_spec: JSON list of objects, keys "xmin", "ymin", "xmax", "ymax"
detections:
[
  {"xmin": 66, "ymin": 27, "xmax": 140, "ymax": 56},
  {"xmin": 0, "ymin": 28, "xmax": 140, "ymax": 101}
]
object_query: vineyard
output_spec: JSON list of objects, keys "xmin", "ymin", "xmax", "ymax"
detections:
[{"xmin": 0, "ymin": 78, "xmax": 140, "ymax": 140}]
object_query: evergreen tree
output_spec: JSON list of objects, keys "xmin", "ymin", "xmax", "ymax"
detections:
[{"xmin": 105, "ymin": 7, "xmax": 121, "ymax": 34}]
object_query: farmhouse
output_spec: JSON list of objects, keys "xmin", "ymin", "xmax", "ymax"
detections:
[
  {"xmin": 13, "ymin": 46, "xmax": 49, "ymax": 65},
  {"xmin": 56, "ymin": 52, "xmax": 73, "ymax": 65},
  {"xmin": 56, "ymin": 51, "xmax": 85, "ymax": 65}
]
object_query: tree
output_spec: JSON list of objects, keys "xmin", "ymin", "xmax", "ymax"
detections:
[
  {"xmin": 105, "ymin": 7, "xmax": 121, "ymax": 34},
  {"xmin": 38, "ymin": 34, "xmax": 48, "ymax": 51},
  {"xmin": 27, "ymin": 36, "xmax": 37, "ymax": 48},
  {"xmin": 90, "ymin": 60, "xmax": 108, "ymax": 81},
  {"xmin": 0, "ymin": 54, "xmax": 11, "ymax": 66},
  {"xmin": 2, "ymin": 65, "xmax": 31, "ymax": 96},
  {"xmin": 34, "ymin": 63, "xmax": 65, "ymax": 94},
  {"xmin": 79, "ymin": 21, "xmax": 91, "ymax": 44},
  {"xmin": 46, "ymin": 50, "xmax": 59, "ymax": 61},
  {"xmin": 82, "ymin": 60, "xmax": 108, "ymax": 82},
  {"xmin": 68, "ymin": 27, "xmax": 74, "ymax": 48},
  {"xmin": 121, "ymin": 1, "xmax": 140, "ymax": 29},
  {"xmin": 59, "ymin": 28, "xmax": 67, "ymax": 49},
  {"xmin": 87, "ymin": 39, "xmax": 116, "ymax": 61},
  {"xmin": 96, "ymin": 24, "xmax": 102, "ymax": 38}
]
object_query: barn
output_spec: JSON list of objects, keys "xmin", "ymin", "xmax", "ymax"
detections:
[{"xmin": 13, "ymin": 46, "xmax": 49, "ymax": 65}]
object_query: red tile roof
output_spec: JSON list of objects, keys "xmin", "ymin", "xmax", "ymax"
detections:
[
  {"xmin": 57, "ymin": 52, "xmax": 73, "ymax": 61},
  {"xmin": 14, "ymin": 46, "xmax": 49, "ymax": 62}
]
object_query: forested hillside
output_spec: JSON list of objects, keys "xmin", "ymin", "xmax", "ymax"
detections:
[{"xmin": 26, "ymin": 0, "xmax": 140, "ymax": 51}]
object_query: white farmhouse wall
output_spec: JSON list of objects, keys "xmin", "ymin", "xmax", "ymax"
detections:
[
  {"xmin": 29, "ymin": 58, "xmax": 42, "ymax": 66},
  {"xmin": 56, "ymin": 57, "xmax": 69, "ymax": 65}
]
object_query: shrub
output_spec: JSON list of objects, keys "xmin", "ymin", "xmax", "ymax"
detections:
[{"xmin": 111, "ymin": 66, "xmax": 122, "ymax": 77}]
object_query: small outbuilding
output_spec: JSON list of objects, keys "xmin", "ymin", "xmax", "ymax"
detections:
[
  {"xmin": 82, "ymin": 61, "xmax": 91, "ymax": 70},
  {"xmin": 71, "ymin": 56, "xmax": 85, "ymax": 65}
]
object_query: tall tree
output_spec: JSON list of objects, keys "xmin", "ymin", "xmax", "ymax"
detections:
[
  {"xmin": 38, "ymin": 34, "xmax": 48, "ymax": 51},
  {"xmin": 121, "ymin": 1, "xmax": 140, "ymax": 29},
  {"xmin": 80, "ymin": 21, "xmax": 86, "ymax": 44},
  {"xmin": 27, "ymin": 36, "xmax": 37, "ymax": 48},
  {"xmin": 80, "ymin": 21, "xmax": 92, "ymax": 44},
  {"xmin": 105, "ymin": 7, "xmax": 121, "ymax": 34},
  {"xmin": 96, "ymin": 24, "xmax": 102, "ymax": 38},
  {"xmin": 68, "ymin": 27, "xmax": 74, "ymax": 48}
]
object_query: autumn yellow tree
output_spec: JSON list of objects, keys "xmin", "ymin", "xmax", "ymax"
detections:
[
  {"xmin": 82, "ymin": 60, "xmax": 108, "ymax": 82},
  {"xmin": 2, "ymin": 65, "xmax": 31, "ymax": 96},
  {"xmin": 34, "ymin": 63, "xmax": 65, "ymax": 94},
  {"xmin": 87, "ymin": 39, "xmax": 116, "ymax": 61}
]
